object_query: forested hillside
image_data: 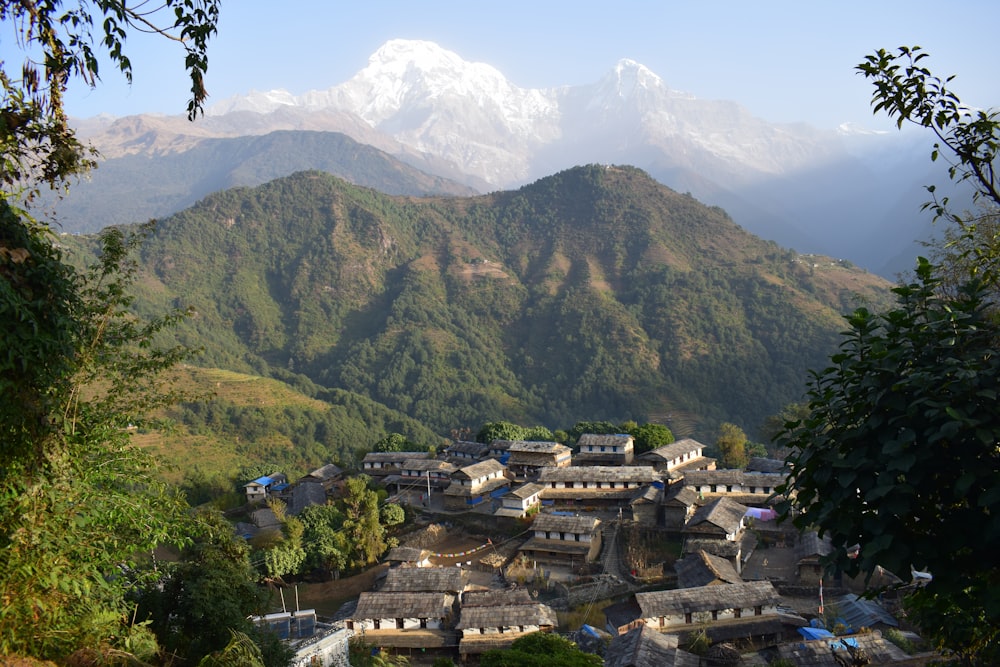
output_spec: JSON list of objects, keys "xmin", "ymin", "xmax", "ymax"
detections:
[{"xmin": 93, "ymin": 165, "xmax": 891, "ymax": 441}]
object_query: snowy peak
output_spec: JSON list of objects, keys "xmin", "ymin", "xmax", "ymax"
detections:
[
  {"xmin": 335, "ymin": 39, "xmax": 556, "ymax": 126},
  {"xmin": 607, "ymin": 58, "xmax": 666, "ymax": 97}
]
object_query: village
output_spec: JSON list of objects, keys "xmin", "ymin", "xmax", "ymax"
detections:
[{"xmin": 242, "ymin": 435, "xmax": 934, "ymax": 667}]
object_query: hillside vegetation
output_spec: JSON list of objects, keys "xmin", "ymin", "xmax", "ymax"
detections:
[{"xmin": 80, "ymin": 165, "xmax": 891, "ymax": 448}]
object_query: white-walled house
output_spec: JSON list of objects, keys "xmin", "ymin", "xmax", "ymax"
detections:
[
  {"xmin": 346, "ymin": 591, "xmax": 456, "ymax": 649},
  {"xmin": 634, "ymin": 581, "xmax": 781, "ymax": 630},
  {"xmin": 443, "ymin": 458, "xmax": 510, "ymax": 510},
  {"xmin": 639, "ymin": 439, "xmax": 715, "ymax": 474},
  {"xmin": 518, "ymin": 513, "xmax": 602, "ymax": 565},
  {"xmin": 495, "ymin": 482, "xmax": 545, "ymax": 518},
  {"xmin": 574, "ymin": 433, "xmax": 635, "ymax": 465}
]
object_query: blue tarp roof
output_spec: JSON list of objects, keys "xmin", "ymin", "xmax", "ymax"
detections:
[
  {"xmin": 798, "ymin": 627, "xmax": 835, "ymax": 640},
  {"xmin": 248, "ymin": 475, "xmax": 272, "ymax": 486}
]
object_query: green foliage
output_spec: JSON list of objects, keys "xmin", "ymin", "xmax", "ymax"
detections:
[
  {"xmin": 136, "ymin": 510, "xmax": 270, "ymax": 664},
  {"xmin": 380, "ymin": 503, "xmax": 406, "ymax": 526},
  {"xmin": 778, "ymin": 48, "xmax": 1000, "ymax": 666},
  {"xmin": 348, "ymin": 638, "xmax": 411, "ymax": 667},
  {"xmin": 0, "ymin": 224, "xmax": 197, "ymax": 658},
  {"xmin": 631, "ymin": 422, "xmax": 674, "ymax": 455},
  {"xmin": 96, "ymin": 165, "xmax": 890, "ymax": 443},
  {"xmin": 477, "ymin": 420, "xmax": 528, "ymax": 443},
  {"xmin": 715, "ymin": 422, "xmax": 749, "ymax": 469},
  {"xmin": 479, "ymin": 632, "xmax": 602, "ymax": 667},
  {"xmin": 340, "ymin": 475, "xmax": 390, "ymax": 569},
  {"xmin": 197, "ymin": 630, "xmax": 265, "ymax": 667},
  {"xmin": 374, "ymin": 432, "xmax": 412, "ymax": 452}
]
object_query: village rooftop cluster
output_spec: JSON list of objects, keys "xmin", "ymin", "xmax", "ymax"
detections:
[{"xmin": 242, "ymin": 435, "xmax": 927, "ymax": 666}]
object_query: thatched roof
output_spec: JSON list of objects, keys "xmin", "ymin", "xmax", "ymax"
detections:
[
  {"xmin": 400, "ymin": 458, "xmax": 457, "ymax": 474},
  {"xmin": 631, "ymin": 485, "xmax": 662, "ymax": 505},
  {"xmin": 682, "ymin": 538, "xmax": 741, "ymax": 559},
  {"xmin": 461, "ymin": 588, "xmax": 533, "ymax": 607},
  {"xmin": 507, "ymin": 440, "xmax": 569, "ymax": 454},
  {"xmin": 538, "ymin": 465, "xmax": 658, "ymax": 484},
  {"xmin": 518, "ymin": 537, "xmax": 592, "ymax": 556},
  {"xmin": 605, "ymin": 626, "xmax": 700, "ymax": 667},
  {"xmin": 641, "ymin": 438, "xmax": 705, "ymax": 462},
  {"xmin": 445, "ymin": 440, "xmax": 490, "ymax": 457},
  {"xmin": 303, "ymin": 463, "xmax": 344, "ymax": 482},
  {"xmin": 352, "ymin": 592, "xmax": 452, "ymax": 620},
  {"xmin": 380, "ymin": 566, "xmax": 465, "ymax": 593},
  {"xmin": 663, "ymin": 484, "xmax": 700, "ymax": 507},
  {"xmin": 456, "ymin": 603, "xmax": 557, "ymax": 629},
  {"xmin": 287, "ymin": 481, "xmax": 327, "ymax": 516},
  {"xmin": 795, "ymin": 530, "xmax": 834, "ymax": 562},
  {"xmin": 532, "ymin": 513, "xmax": 600, "ymax": 534},
  {"xmin": 636, "ymin": 581, "xmax": 780, "ymax": 617},
  {"xmin": 443, "ymin": 475, "xmax": 509, "ymax": 497},
  {"xmin": 362, "ymin": 451, "xmax": 429, "ymax": 463},
  {"xmin": 682, "ymin": 470, "xmax": 785, "ymax": 489},
  {"xmin": 452, "ymin": 458, "xmax": 507, "ymax": 480},
  {"xmin": 384, "ymin": 546, "xmax": 431, "ymax": 564},
  {"xmin": 506, "ymin": 482, "xmax": 545, "ymax": 499},
  {"xmin": 577, "ymin": 433, "xmax": 634, "ymax": 449},
  {"xmin": 745, "ymin": 457, "xmax": 787, "ymax": 473},
  {"xmin": 685, "ymin": 497, "xmax": 748, "ymax": 534},
  {"xmin": 675, "ymin": 550, "xmax": 743, "ymax": 588}
]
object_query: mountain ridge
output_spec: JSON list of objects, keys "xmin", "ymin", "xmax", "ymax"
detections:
[{"xmin": 100, "ymin": 165, "xmax": 892, "ymax": 440}]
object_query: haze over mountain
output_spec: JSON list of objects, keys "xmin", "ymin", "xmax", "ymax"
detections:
[
  {"xmin": 66, "ymin": 39, "xmax": 950, "ymax": 276},
  {"xmin": 84, "ymin": 166, "xmax": 891, "ymax": 441}
]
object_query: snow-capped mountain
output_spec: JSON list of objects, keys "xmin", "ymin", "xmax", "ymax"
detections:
[{"xmin": 87, "ymin": 39, "xmax": 947, "ymax": 274}]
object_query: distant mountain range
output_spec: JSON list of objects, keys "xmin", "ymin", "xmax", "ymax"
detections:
[
  {"xmin": 72, "ymin": 166, "xmax": 892, "ymax": 440},
  {"xmin": 62, "ymin": 38, "xmax": 954, "ymax": 276}
]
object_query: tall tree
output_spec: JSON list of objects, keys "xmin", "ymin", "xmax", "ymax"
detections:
[
  {"xmin": 778, "ymin": 47, "xmax": 1000, "ymax": 665},
  {"xmin": 715, "ymin": 422, "xmax": 748, "ymax": 469}
]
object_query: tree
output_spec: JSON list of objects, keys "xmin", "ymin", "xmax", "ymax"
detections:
[
  {"xmin": 715, "ymin": 422, "xmax": 748, "ymax": 469},
  {"xmin": 632, "ymin": 422, "xmax": 674, "ymax": 455},
  {"xmin": 0, "ymin": 2, "xmax": 220, "ymax": 659},
  {"xmin": 380, "ymin": 502, "xmax": 406, "ymax": 526},
  {"xmin": 477, "ymin": 420, "xmax": 526, "ymax": 443},
  {"xmin": 374, "ymin": 432, "xmax": 411, "ymax": 452},
  {"xmin": 341, "ymin": 475, "xmax": 389, "ymax": 568},
  {"xmin": 479, "ymin": 632, "xmax": 601, "ymax": 667},
  {"xmin": 777, "ymin": 47, "xmax": 1000, "ymax": 666}
]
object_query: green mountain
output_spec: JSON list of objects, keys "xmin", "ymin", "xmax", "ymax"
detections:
[{"xmin": 114, "ymin": 165, "xmax": 891, "ymax": 440}]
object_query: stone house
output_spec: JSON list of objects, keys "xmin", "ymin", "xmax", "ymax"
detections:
[
  {"xmin": 639, "ymin": 439, "xmax": 715, "ymax": 475},
  {"xmin": 346, "ymin": 591, "xmax": 456, "ymax": 649},
  {"xmin": 518, "ymin": 512, "xmax": 602, "ymax": 567},
  {"xmin": 604, "ymin": 625, "xmax": 701, "ymax": 667},
  {"xmin": 243, "ymin": 473, "xmax": 287, "ymax": 504},
  {"xmin": 633, "ymin": 580, "xmax": 781, "ymax": 631},
  {"xmin": 674, "ymin": 549, "xmax": 743, "ymax": 589},
  {"xmin": 574, "ymin": 433, "xmax": 635, "ymax": 465},
  {"xmin": 442, "ymin": 458, "xmax": 510, "ymax": 511},
  {"xmin": 456, "ymin": 589, "xmax": 557, "ymax": 657},
  {"xmin": 662, "ymin": 485, "xmax": 700, "ymax": 533},
  {"xmin": 505, "ymin": 441, "xmax": 572, "ymax": 481},
  {"xmin": 537, "ymin": 465, "xmax": 659, "ymax": 508},
  {"xmin": 680, "ymin": 470, "xmax": 785, "ymax": 506},
  {"xmin": 442, "ymin": 440, "xmax": 491, "ymax": 464},
  {"xmin": 683, "ymin": 497, "xmax": 748, "ymax": 542},
  {"xmin": 361, "ymin": 451, "xmax": 430, "ymax": 477},
  {"xmin": 495, "ymin": 482, "xmax": 545, "ymax": 518}
]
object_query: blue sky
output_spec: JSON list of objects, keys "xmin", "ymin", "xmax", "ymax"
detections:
[{"xmin": 62, "ymin": 0, "xmax": 999, "ymax": 130}]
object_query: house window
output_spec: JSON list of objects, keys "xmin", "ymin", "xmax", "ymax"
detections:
[
  {"xmin": 683, "ymin": 613, "xmax": 691, "ymax": 624},
  {"xmin": 420, "ymin": 618, "xmax": 427, "ymax": 629},
  {"xmin": 597, "ymin": 482, "xmax": 603, "ymax": 488},
  {"xmin": 396, "ymin": 618, "xmax": 404, "ymax": 629},
  {"xmin": 374, "ymin": 620, "xmax": 380, "ymax": 630},
  {"xmin": 727, "ymin": 485, "xmax": 733, "ymax": 492},
  {"xmin": 600, "ymin": 446, "xmax": 606, "ymax": 452},
  {"xmin": 566, "ymin": 482, "xmax": 574, "ymax": 489},
  {"xmin": 480, "ymin": 628, "xmax": 485, "ymax": 634},
  {"xmin": 711, "ymin": 610, "xmax": 718, "ymax": 621},
  {"xmin": 734, "ymin": 608, "xmax": 742, "ymax": 618},
  {"xmin": 754, "ymin": 606, "xmax": 762, "ymax": 616}
]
